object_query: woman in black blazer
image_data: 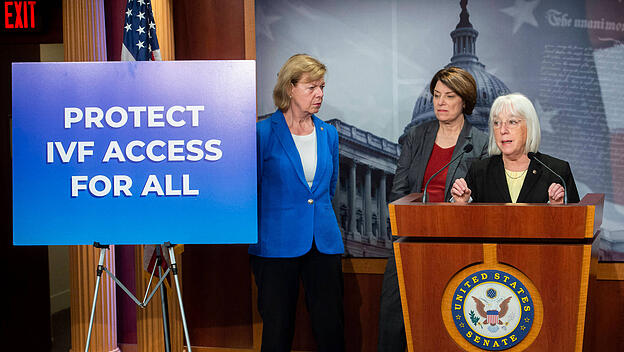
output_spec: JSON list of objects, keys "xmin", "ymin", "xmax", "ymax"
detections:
[
  {"xmin": 451, "ymin": 93, "xmax": 580, "ymax": 204},
  {"xmin": 378, "ymin": 67, "xmax": 488, "ymax": 352}
]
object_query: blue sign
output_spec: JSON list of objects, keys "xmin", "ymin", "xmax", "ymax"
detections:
[{"xmin": 12, "ymin": 61, "xmax": 257, "ymax": 245}]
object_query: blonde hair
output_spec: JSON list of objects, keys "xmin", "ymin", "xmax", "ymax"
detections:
[
  {"xmin": 488, "ymin": 93, "xmax": 541, "ymax": 156},
  {"xmin": 273, "ymin": 54, "xmax": 326, "ymax": 111}
]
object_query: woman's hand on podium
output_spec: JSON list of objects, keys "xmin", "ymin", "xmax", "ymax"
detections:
[
  {"xmin": 548, "ymin": 182, "xmax": 565, "ymax": 204},
  {"xmin": 451, "ymin": 178, "xmax": 472, "ymax": 203}
]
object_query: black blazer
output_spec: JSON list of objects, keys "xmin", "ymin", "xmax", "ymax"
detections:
[
  {"xmin": 465, "ymin": 152, "xmax": 580, "ymax": 203},
  {"xmin": 390, "ymin": 120, "xmax": 488, "ymax": 202}
]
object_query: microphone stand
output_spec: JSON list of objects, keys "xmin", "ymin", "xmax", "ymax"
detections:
[
  {"xmin": 528, "ymin": 152, "xmax": 568, "ymax": 204},
  {"xmin": 423, "ymin": 144, "xmax": 473, "ymax": 203}
]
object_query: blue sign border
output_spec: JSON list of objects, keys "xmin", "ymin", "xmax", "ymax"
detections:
[{"xmin": 12, "ymin": 61, "xmax": 257, "ymax": 245}]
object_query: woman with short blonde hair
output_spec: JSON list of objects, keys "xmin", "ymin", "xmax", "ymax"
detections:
[{"xmin": 250, "ymin": 54, "xmax": 344, "ymax": 351}]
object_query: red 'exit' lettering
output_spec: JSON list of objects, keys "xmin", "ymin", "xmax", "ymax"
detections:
[{"xmin": 4, "ymin": 1, "xmax": 36, "ymax": 29}]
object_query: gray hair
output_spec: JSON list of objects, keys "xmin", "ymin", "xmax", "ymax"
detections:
[{"xmin": 488, "ymin": 93, "xmax": 541, "ymax": 156}]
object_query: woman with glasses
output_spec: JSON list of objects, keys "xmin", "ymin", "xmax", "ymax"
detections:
[
  {"xmin": 378, "ymin": 67, "xmax": 488, "ymax": 352},
  {"xmin": 451, "ymin": 93, "xmax": 580, "ymax": 204}
]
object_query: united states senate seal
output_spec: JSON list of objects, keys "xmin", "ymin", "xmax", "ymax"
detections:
[{"xmin": 451, "ymin": 269, "xmax": 534, "ymax": 350}]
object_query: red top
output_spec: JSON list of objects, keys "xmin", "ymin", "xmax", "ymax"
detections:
[{"xmin": 421, "ymin": 143, "xmax": 455, "ymax": 202}]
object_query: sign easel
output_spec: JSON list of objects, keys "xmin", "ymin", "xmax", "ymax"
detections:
[
  {"xmin": 85, "ymin": 242, "xmax": 190, "ymax": 352},
  {"xmin": 12, "ymin": 61, "xmax": 258, "ymax": 351}
]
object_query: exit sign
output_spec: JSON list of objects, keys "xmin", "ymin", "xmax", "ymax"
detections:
[{"xmin": 3, "ymin": 0, "xmax": 40, "ymax": 32}]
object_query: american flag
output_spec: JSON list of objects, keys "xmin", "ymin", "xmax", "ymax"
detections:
[
  {"xmin": 122, "ymin": 0, "xmax": 166, "ymax": 272},
  {"xmin": 121, "ymin": 0, "xmax": 161, "ymax": 61}
]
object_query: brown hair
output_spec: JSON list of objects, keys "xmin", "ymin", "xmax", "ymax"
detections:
[
  {"xmin": 429, "ymin": 67, "xmax": 477, "ymax": 115},
  {"xmin": 273, "ymin": 54, "xmax": 326, "ymax": 111}
]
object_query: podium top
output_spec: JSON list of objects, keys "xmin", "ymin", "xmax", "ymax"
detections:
[{"xmin": 388, "ymin": 193, "xmax": 604, "ymax": 240}]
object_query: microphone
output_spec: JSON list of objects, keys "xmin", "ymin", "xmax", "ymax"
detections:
[
  {"xmin": 422, "ymin": 143, "xmax": 473, "ymax": 203},
  {"xmin": 527, "ymin": 152, "xmax": 567, "ymax": 204}
]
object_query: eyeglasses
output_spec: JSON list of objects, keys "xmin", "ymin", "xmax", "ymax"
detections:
[{"xmin": 492, "ymin": 118, "xmax": 524, "ymax": 129}]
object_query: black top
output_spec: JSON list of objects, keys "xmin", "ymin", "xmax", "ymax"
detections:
[
  {"xmin": 465, "ymin": 152, "xmax": 580, "ymax": 203},
  {"xmin": 390, "ymin": 120, "xmax": 489, "ymax": 202}
]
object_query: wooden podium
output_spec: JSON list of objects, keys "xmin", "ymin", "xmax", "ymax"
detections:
[{"xmin": 388, "ymin": 193, "xmax": 604, "ymax": 352}]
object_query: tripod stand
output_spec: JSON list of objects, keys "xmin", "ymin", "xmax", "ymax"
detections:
[{"xmin": 85, "ymin": 242, "xmax": 192, "ymax": 352}]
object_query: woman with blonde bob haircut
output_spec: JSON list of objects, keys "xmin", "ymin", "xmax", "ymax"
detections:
[
  {"xmin": 273, "ymin": 54, "xmax": 326, "ymax": 112},
  {"xmin": 451, "ymin": 93, "xmax": 580, "ymax": 204},
  {"xmin": 251, "ymin": 54, "xmax": 344, "ymax": 351}
]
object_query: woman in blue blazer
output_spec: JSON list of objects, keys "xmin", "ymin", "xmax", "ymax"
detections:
[{"xmin": 249, "ymin": 54, "xmax": 344, "ymax": 351}]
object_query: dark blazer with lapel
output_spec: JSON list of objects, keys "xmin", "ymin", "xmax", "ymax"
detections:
[
  {"xmin": 390, "ymin": 120, "xmax": 489, "ymax": 202},
  {"xmin": 465, "ymin": 152, "xmax": 580, "ymax": 203},
  {"xmin": 249, "ymin": 110, "xmax": 343, "ymax": 258}
]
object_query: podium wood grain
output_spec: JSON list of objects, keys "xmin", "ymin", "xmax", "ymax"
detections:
[
  {"xmin": 391, "ymin": 193, "xmax": 603, "ymax": 352},
  {"xmin": 395, "ymin": 243, "xmax": 483, "ymax": 351}
]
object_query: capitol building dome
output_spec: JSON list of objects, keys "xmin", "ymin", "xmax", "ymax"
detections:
[{"xmin": 404, "ymin": 0, "xmax": 510, "ymax": 140}]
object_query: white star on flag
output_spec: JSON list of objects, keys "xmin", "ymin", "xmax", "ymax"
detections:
[
  {"xmin": 121, "ymin": 0, "xmax": 161, "ymax": 61},
  {"xmin": 534, "ymin": 100, "xmax": 558, "ymax": 133},
  {"xmin": 500, "ymin": 0, "xmax": 540, "ymax": 34},
  {"xmin": 256, "ymin": 5, "xmax": 281, "ymax": 41}
]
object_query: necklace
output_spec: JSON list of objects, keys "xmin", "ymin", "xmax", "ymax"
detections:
[{"xmin": 505, "ymin": 169, "xmax": 527, "ymax": 179}]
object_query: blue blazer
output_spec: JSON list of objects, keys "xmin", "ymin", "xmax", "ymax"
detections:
[{"xmin": 249, "ymin": 110, "xmax": 343, "ymax": 258}]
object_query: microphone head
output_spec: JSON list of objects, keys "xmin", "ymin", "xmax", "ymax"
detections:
[
  {"xmin": 463, "ymin": 144, "xmax": 473, "ymax": 153},
  {"xmin": 527, "ymin": 152, "xmax": 535, "ymax": 159}
]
